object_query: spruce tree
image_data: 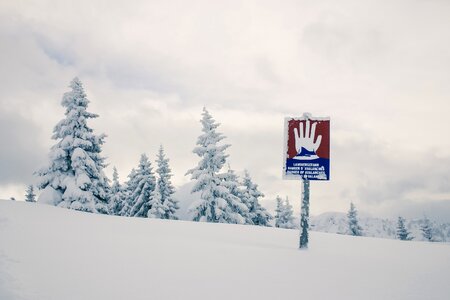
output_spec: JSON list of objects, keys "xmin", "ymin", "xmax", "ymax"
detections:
[
  {"xmin": 108, "ymin": 167, "xmax": 126, "ymax": 216},
  {"xmin": 36, "ymin": 77, "xmax": 110, "ymax": 214},
  {"xmin": 347, "ymin": 202, "xmax": 363, "ymax": 236},
  {"xmin": 186, "ymin": 108, "xmax": 245, "ymax": 224},
  {"xmin": 128, "ymin": 154, "xmax": 156, "ymax": 218},
  {"xmin": 148, "ymin": 146, "xmax": 179, "ymax": 219},
  {"xmin": 421, "ymin": 216, "xmax": 434, "ymax": 242},
  {"xmin": 219, "ymin": 167, "xmax": 248, "ymax": 224},
  {"xmin": 396, "ymin": 216, "xmax": 413, "ymax": 241},
  {"xmin": 119, "ymin": 168, "xmax": 137, "ymax": 216},
  {"xmin": 241, "ymin": 170, "xmax": 273, "ymax": 226},
  {"xmin": 25, "ymin": 185, "xmax": 36, "ymax": 202},
  {"xmin": 280, "ymin": 197, "xmax": 296, "ymax": 229},
  {"xmin": 274, "ymin": 196, "xmax": 284, "ymax": 228}
]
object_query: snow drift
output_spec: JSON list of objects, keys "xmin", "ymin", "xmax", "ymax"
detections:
[{"xmin": 1, "ymin": 200, "xmax": 449, "ymax": 300}]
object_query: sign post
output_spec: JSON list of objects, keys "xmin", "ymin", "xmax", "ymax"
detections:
[
  {"xmin": 300, "ymin": 179, "xmax": 310, "ymax": 249},
  {"xmin": 283, "ymin": 113, "xmax": 330, "ymax": 249}
]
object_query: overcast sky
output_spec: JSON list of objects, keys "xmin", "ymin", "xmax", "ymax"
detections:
[{"xmin": 1, "ymin": 0, "xmax": 449, "ymax": 221}]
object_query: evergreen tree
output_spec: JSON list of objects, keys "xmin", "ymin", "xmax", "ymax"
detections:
[
  {"xmin": 148, "ymin": 146, "xmax": 179, "ymax": 220},
  {"xmin": 25, "ymin": 185, "xmax": 36, "ymax": 202},
  {"xmin": 119, "ymin": 168, "xmax": 137, "ymax": 216},
  {"xmin": 274, "ymin": 196, "xmax": 284, "ymax": 228},
  {"xmin": 241, "ymin": 170, "xmax": 273, "ymax": 226},
  {"xmin": 421, "ymin": 216, "xmax": 434, "ymax": 242},
  {"xmin": 280, "ymin": 197, "xmax": 296, "ymax": 229},
  {"xmin": 128, "ymin": 154, "xmax": 156, "ymax": 218},
  {"xmin": 108, "ymin": 167, "xmax": 126, "ymax": 216},
  {"xmin": 186, "ymin": 108, "xmax": 245, "ymax": 224},
  {"xmin": 219, "ymin": 167, "xmax": 248, "ymax": 224},
  {"xmin": 147, "ymin": 188, "xmax": 165, "ymax": 219},
  {"xmin": 36, "ymin": 78, "xmax": 109, "ymax": 214},
  {"xmin": 396, "ymin": 216, "xmax": 413, "ymax": 241},
  {"xmin": 347, "ymin": 202, "xmax": 363, "ymax": 236}
]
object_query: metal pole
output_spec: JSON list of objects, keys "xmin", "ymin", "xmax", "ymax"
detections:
[{"xmin": 299, "ymin": 179, "xmax": 310, "ymax": 249}]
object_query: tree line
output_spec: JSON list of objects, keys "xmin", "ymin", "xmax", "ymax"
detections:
[
  {"xmin": 347, "ymin": 202, "xmax": 437, "ymax": 242},
  {"xmin": 29, "ymin": 77, "xmax": 285, "ymax": 226}
]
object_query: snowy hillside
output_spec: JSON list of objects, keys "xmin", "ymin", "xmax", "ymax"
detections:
[
  {"xmin": 310, "ymin": 212, "xmax": 450, "ymax": 242},
  {"xmin": 1, "ymin": 201, "xmax": 450, "ymax": 300}
]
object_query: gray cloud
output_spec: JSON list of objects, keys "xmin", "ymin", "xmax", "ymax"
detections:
[{"xmin": 0, "ymin": 111, "xmax": 47, "ymax": 185}]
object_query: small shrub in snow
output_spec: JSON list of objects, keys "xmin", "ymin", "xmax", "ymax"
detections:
[{"xmin": 25, "ymin": 185, "xmax": 36, "ymax": 202}]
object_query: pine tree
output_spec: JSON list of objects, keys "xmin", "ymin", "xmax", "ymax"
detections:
[
  {"xmin": 421, "ymin": 216, "xmax": 433, "ymax": 242},
  {"xmin": 274, "ymin": 196, "xmax": 284, "ymax": 228},
  {"xmin": 347, "ymin": 202, "xmax": 363, "ymax": 236},
  {"xmin": 396, "ymin": 216, "xmax": 413, "ymax": 241},
  {"xmin": 281, "ymin": 197, "xmax": 296, "ymax": 229},
  {"xmin": 219, "ymin": 167, "xmax": 248, "ymax": 224},
  {"xmin": 36, "ymin": 78, "xmax": 110, "ymax": 214},
  {"xmin": 128, "ymin": 154, "xmax": 156, "ymax": 218},
  {"xmin": 25, "ymin": 185, "xmax": 36, "ymax": 202},
  {"xmin": 241, "ymin": 170, "xmax": 273, "ymax": 226},
  {"xmin": 186, "ymin": 108, "xmax": 245, "ymax": 224},
  {"xmin": 108, "ymin": 167, "xmax": 126, "ymax": 216},
  {"xmin": 119, "ymin": 168, "xmax": 137, "ymax": 216},
  {"xmin": 148, "ymin": 146, "xmax": 179, "ymax": 219}
]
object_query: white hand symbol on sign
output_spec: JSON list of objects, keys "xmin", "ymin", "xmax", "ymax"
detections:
[{"xmin": 294, "ymin": 120, "xmax": 322, "ymax": 158}]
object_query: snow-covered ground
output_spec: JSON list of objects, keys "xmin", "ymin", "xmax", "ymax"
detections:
[{"xmin": 1, "ymin": 201, "xmax": 449, "ymax": 300}]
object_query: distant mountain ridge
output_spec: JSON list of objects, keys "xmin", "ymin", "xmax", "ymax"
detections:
[{"xmin": 310, "ymin": 212, "xmax": 450, "ymax": 242}]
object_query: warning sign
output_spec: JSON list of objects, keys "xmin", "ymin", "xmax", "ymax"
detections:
[{"xmin": 283, "ymin": 115, "xmax": 330, "ymax": 180}]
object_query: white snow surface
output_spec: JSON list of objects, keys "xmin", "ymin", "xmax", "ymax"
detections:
[
  {"xmin": 1, "ymin": 200, "xmax": 449, "ymax": 300},
  {"xmin": 36, "ymin": 186, "xmax": 61, "ymax": 206}
]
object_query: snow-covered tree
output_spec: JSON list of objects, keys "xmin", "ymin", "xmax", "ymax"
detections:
[
  {"xmin": 241, "ymin": 170, "xmax": 272, "ymax": 226},
  {"xmin": 36, "ymin": 78, "xmax": 110, "ymax": 214},
  {"xmin": 186, "ymin": 108, "xmax": 245, "ymax": 224},
  {"xmin": 275, "ymin": 196, "xmax": 284, "ymax": 228},
  {"xmin": 275, "ymin": 196, "xmax": 296, "ymax": 229},
  {"xmin": 119, "ymin": 168, "xmax": 137, "ymax": 217},
  {"xmin": 148, "ymin": 146, "xmax": 179, "ymax": 219},
  {"xmin": 421, "ymin": 216, "xmax": 434, "ymax": 242},
  {"xmin": 108, "ymin": 167, "xmax": 126, "ymax": 216},
  {"xmin": 282, "ymin": 197, "xmax": 296, "ymax": 229},
  {"xmin": 347, "ymin": 202, "xmax": 363, "ymax": 236},
  {"xmin": 396, "ymin": 216, "xmax": 413, "ymax": 241},
  {"xmin": 25, "ymin": 185, "xmax": 36, "ymax": 202},
  {"xmin": 128, "ymin": 154, "xmax": 156, "ymax": 218},
  {"xmin": 218, "ymin": 167, "xmax": 248, "ymax": 224}
]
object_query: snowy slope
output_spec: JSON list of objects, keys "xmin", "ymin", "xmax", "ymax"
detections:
[
  {"xmin": 310, "ymin": 212, "xmax": 450, "ymax": 242},
  {"xmin": 1, "ymin": 201, "xmax": 450, "ymax": 300}
]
